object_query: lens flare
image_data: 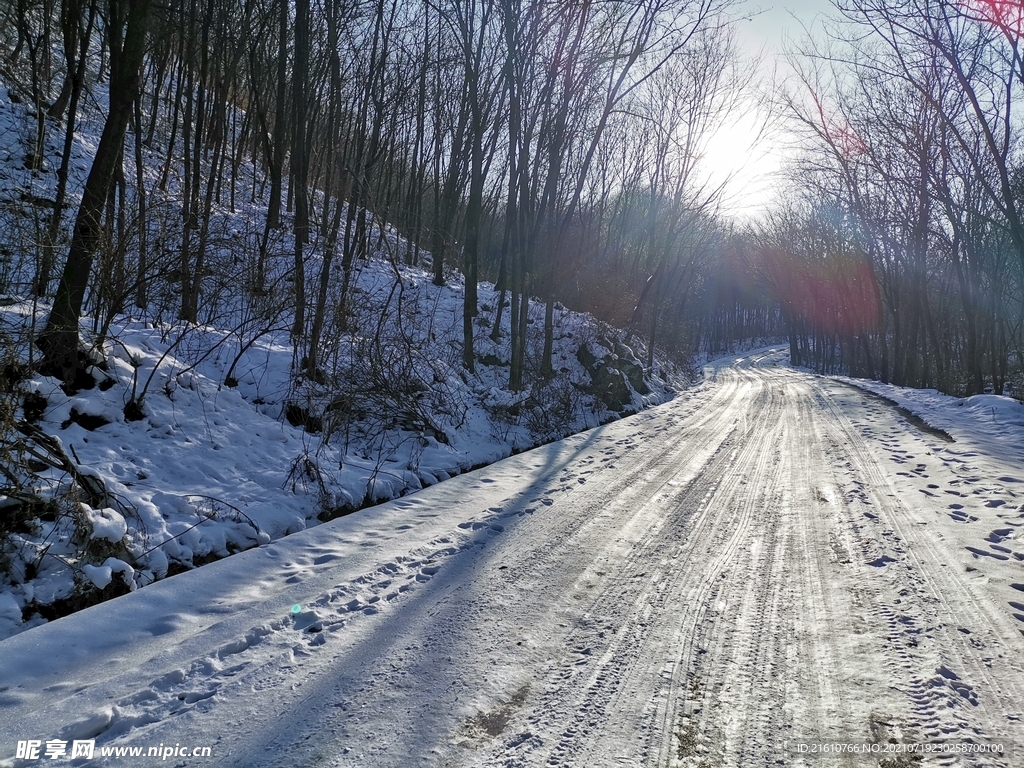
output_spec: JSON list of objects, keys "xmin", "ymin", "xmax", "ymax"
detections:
[{"xmin": 957, "ymin": 0, "xmax": 1024, "ymax": 36}]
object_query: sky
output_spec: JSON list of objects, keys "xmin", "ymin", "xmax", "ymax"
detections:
[{"xmin": 701, "ymin": 0, "xmax": 839, "ymax": 221}]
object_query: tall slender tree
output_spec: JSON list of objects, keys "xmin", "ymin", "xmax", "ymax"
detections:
[{"xmin": 40, "ymin": 0, "xmax": 152, "ymax": 384}]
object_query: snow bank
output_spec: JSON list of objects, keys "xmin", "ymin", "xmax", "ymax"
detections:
[{"xmin": 836, "ymin": 378, "xmax": 1024, "ymax": 455}]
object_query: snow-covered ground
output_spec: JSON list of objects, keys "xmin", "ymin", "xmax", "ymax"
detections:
[
  {"xmin": 836, "ymin": 376, "xmax": 1024, "ymax": 457},
  {"xmin": 1, "ymin": 348, "xmax": 1022, "ymax": 767},
  {"xmin": 0, "ymin": 273, "xmax": 685, "ymax": 640}
]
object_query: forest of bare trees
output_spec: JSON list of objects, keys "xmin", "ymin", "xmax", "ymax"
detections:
[
  {"xmin": 0, "ymin": 0, "xmax": 781, "ymax": 410},
  {"xmin": 5, "ymin": 0, "xmax": 1021, "ymax": 408},
  {"xmin": 760, "ymin": 0, "xmax": 1024, "ymax": 396}
]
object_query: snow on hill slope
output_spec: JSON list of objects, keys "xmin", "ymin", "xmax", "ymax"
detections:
[{"xmin": 0, "ymin": 75, "xmax": 690, "ymax": 641}]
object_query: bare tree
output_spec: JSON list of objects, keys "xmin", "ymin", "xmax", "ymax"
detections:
[{"xmin": 40, "ymin": 0, "xmax": 152, "ymax": 384}]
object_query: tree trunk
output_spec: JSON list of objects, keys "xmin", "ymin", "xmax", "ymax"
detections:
[
  {"xmin": 39, "ymin": 0, "xmax": 95, "ymax": 297},
  {"xmin": 267, "ymin": 0, "xmax": 289, "ymax": 230},
  {"xmin": 291, "ymin": 0, "xmax": 310, "ymax": 347},
  {"xmin": 40, "ymin": 0, "xmax": 152, "ymax": 384}
]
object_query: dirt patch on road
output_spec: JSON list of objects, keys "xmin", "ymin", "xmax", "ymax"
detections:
[{"xmin": 465, "ymin": 684, "xmax": 531, "ymax": 738}]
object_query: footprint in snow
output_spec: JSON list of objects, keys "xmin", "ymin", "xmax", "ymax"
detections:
[
  {"xmin": 933, "ymin": 666, "xmax": 979, "ymax": 706},
  {"xmin": 177, "ymin": 689, "xmax": 216, "ymax": 705},
  {"xmin": 292, "ymin": 609, "xmax": 323, "ymax": 633},
  {"xmin": 120, "ymin": 688, "xmax": 160, "ymax": 705},
  {"xmin": 151, "ymin": 670, "xmax": 187, "ymax": 690},
  {"xmin": 867, "ymin": 556, "xmax": 896, "ymax": 567},
  {"xmin": 217, "ymin": 638, "xmax": 250, "ymax": 658},
  {"xmin": 948, "ymin": 511, "xmax": 978, "ymax": 524},
  {"xmin": 145, "ymin": 616, "xmax": 183, "ymax": 636},
  {"xmin": 965, "ymin": 546, "xmax": 1008, "ymax": 561},
  {"xmin": 58, "ymin": 709, "xmax": 116, "ymax": 742}
]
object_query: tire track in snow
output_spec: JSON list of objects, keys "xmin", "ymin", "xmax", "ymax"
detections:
[
  {"xmin": 812, "ymin": 384, "xmax": 1024, "ymax": 765},
  {"xmin": 652, "ymin": 365, "xmax": 861, "ymax": 768},
  {"xmin": 473, "ymin": 390, "xmax": 759, "ymax": 765},
  {"xmin": 653, "ymin": 380, "xmax": 790, "ymax": 767},
  {"xmin": 470, "ymin": 358, "xmax": 808, "ymax": 767}
]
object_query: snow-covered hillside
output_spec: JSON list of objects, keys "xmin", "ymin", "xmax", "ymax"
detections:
[{"xmin": 0, "ymin": 74, "xmax": 690, "ymax": 641}]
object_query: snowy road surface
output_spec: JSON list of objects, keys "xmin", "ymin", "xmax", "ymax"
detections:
[{"xmin": 2, "ymin": 349, "xmax": 1024, "ymax": 767}]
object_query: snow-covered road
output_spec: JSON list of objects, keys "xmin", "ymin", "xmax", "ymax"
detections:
[{"xmin": 3, "ymin": 349, "xmax": 1024, "ymax": 767}]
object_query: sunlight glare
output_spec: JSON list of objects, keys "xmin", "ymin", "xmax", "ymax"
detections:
[{"xmin": 698, "ymin": 101, "xmax": 784, "ymax": 221}]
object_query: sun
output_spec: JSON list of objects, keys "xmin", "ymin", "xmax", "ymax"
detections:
[{"xmin": 698, "ymin": 99, "xmax": 786, "ymax": 220}]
